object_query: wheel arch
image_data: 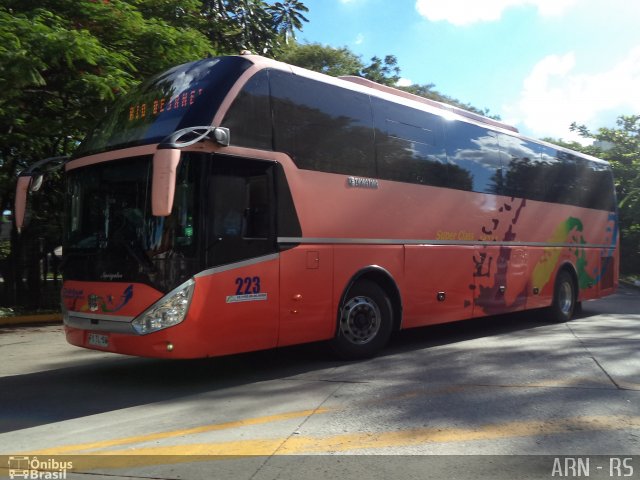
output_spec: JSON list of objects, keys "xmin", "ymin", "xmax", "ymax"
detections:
[
  {"xmin": 557, "ymin": 261, "xmax": 579, "ymax": 301},
  {"xmin": 338, "ymin": 266, "xmax": 403, "ymax": 334}
]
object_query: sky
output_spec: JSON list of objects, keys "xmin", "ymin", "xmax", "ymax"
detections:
[{"xmin": 297, "ymin": 0, "xmax": 640, "ymax": 143}]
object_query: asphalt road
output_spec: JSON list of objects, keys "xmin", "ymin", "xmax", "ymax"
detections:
[{"xmin": 0, "ymin": 287, "xmax": 639, "ymax": 479}]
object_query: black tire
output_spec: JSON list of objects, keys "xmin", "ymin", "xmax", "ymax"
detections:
[
  {"xmin": 330, "ymin": 279, "xmax": 393, "ymax": 360},
  {"xmin": 549, "ymin": 270, "xmax": 577, "ymax": 323}
]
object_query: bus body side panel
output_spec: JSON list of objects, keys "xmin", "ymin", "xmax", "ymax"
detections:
[
  {"xmin": 403, "ymin": 245, "xmax": 475, "ymax": 328},
  {"xmin": 189, "ymin": 256, "xmax": 280, "ymax": 356},
  {"xmin": 278, "ymin": 246, "xmax": 335, "ymax": 346},
  {"xmin": 525, "ymin": 247, "xmax": 557, "ymax": 310},
  {"xmin": 282, "ymin": 166, "xmax": 617, "ymax": 328},
  {"xmin": 472, "ymin": 245, "xmax": 531, "ymax": 318},
  {"xmin": 65, "ymin": 256, "xmax": 280, "ymax": 359}
]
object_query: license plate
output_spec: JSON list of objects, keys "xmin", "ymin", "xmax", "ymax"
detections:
[{"xmin": 88, "ymin": 332, "xmax": 109, "ymax": 348}]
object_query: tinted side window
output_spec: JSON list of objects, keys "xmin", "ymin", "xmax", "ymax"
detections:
[
  {"xmin": 503, "ymin": 141, "xmax": 616, "ymax": 211},
  {"xmin": 539, "ymin": 147, "xmax": 587, "ymax": 206},
  {"xmin": 206, "ymin": 159, "xmax": 276, "ymax": 267},
  {"xmin": 445, "ymin": 121, "xmax": 501, "ymax": 194},
  {"xmin": 581, "ymin": 161, "xmax": 616, "ymax": 211},
  {"xmin": 221, "ymin": 70, "xmax": 272, "ymax": 149},
  {"xmin": 372, "ymin": 97, "xmax": 448, "ymax": 187},
  {"xmin": 270, "ymin": 70, "xmax": 375, "ymax": 176},
  {"xmin": 499, "ymin": 135, "xmax": 547, "ymax": 201}
]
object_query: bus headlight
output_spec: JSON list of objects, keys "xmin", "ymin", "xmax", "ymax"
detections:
[{"xmin": 132, "ymin": 279, "xmax": 195, "ymax": 335}]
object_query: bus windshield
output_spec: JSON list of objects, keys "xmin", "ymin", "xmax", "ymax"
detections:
[
  {"xmin": 75, "ymin": 56, "xmax": 251, "ymax": 157},
  {"xmin": 64, "ymin": 155, "xmax": 201, "ymax": 292}
]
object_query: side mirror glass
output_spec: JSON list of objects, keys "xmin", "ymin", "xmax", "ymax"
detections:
[
  {"xmin": 152, "ymin": 148, "xmax": 181, "ymax": 216},
  {"xmin": 30, "ymin": 174, "xmax": 44, "ymax": 192}
]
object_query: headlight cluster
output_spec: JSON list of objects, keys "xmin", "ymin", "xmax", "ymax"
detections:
[{"xmin": 132, "ymin": 279, "xmax": 195, "ymax": 335}]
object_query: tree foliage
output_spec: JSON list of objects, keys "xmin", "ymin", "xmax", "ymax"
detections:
[
  {"xmin": 0, "ymin": 0, "xmax": 215, "ymax": 307},
  {"xmin": 0, "ymin": 0, "xmax": 213, "ymax": 185},
  {"xmin": 201, "ymin": 0, "xmax": 308, "ymax": 55},
  {"xmin": 277, "ymin": 42, "xmax": 500, "ymax": 119},
  {"xmin": 276, "ymin": 42, "xmax": 363, "ymax": 76},
  {"xmin": 269, "ymin": 0, "xmax": 309, "ymax": 45}
]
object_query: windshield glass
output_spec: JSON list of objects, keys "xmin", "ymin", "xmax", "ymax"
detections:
[
  {"xmin": 64, "ymin": 155, "xmax": 201, "ymax": 292},
  {"xmin": 76, "ymin": 56, "xmax": 251, "ymax": 157}
]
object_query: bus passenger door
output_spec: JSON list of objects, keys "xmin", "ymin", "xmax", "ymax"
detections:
[
  {"xmin": 473, "ymin": 246, "xmax": 529, "ymax": 317},
  {"xmin": 278, "ymin": 246, "xmax": 334, "ymax": 346},
  {"xmin": 199, "ymin": 158, "xmax": 280, "ymax": 355}
]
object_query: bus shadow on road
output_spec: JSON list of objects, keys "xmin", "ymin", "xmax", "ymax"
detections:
[{"xmin": 0, "ymin": 288, "xmax": 636, "ymax": 435}]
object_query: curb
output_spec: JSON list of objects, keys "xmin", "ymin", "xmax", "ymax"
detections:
[
  {"xmin": 0, "ymin": 313, "xmax": 63, "ymax": 327},
  {"xmin": 620, "ymin": 279, "xmax": 640, "ymax": 290}
]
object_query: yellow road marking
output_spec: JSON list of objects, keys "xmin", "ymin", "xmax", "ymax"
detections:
[
  {"xmin": 25, "ymin": 408, "xmax": 330, "ymax": 455},
  {"xmin": 31, "ymin": 414, "xmax": 640, "ymax": 456},
  {"xmin": 93, "ymin": 415, "xmax": 640, "ymax": 456},
  {"xmin": 11, "ymin": 415, "xmax": 640, "ymax": 472}
]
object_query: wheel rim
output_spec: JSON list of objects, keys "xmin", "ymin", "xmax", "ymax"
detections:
[
  {"xmin": 558, "ymin": 280, "xmax": 574, "ymax": 316},
  {"xmin": 340, "ymin": 296, "xmax": 381, "ymax": 345}
]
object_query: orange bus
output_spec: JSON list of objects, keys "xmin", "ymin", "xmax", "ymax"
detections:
[{"xmin": 16, "ymin": 54, "xmax": 618, "ymax": 359}]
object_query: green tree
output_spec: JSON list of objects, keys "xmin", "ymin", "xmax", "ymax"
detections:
[
  {"xmin": 0, "ymin": 0, "xmax": 213, "ymax": 307},
  {"xmin": 277, "ymin": 42, "xmax": 500, "ymax": 119},
  {"xmin": 360, "ymin": 55, "xmax": 401, "ymax": 86},
  {"xmin": 201, "ymin": 0, "xmax": 308, "ymax": 55},
  {"xmin": 277, "ymin": 43, "xmax": 403, "ymax": 84},
  {"xmin": 277, "ymin": 42, "xmax": 363, "ymax": 76},
  {"xmin": 269, "ymin": 0, "xmax": 309, "ymax": 45},
  {"xmin": 568, "ymin": 116, "xmax": 640, "ymax": 274}
]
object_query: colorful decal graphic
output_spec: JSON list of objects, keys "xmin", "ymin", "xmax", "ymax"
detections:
[
  {"xmin": 532, "ymin": 214, "xmax": 617, "ymax": 292},
  {"xmin": 469, "ymin": 201, "xmax": 617, "ymax": 315},
  {"xmin": 593, "ymin": 212, "xmax": 618, "ymax": 285},
  {"xmin": 472, "ymin": 198, "xmax": 529, "ymax": 314},
  {"xmin": 61, "ymin": 287, "xmax": 84, "ymax": 311},
  {"xmin": 532, "ymin": 217, "xmax": 584, "ymax": 290},
  {"xmin": 62, "ymin": 284, "xmax": 135, "ymax": 313}
]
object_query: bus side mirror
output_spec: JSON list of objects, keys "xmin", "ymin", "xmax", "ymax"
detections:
[
  {"xmin": 152, "ymin": 148, "xmax": 181, "ymax": 216},
  {"xmin": 30, "ymin": 173, "xmax": 44, "ymax": 192},
  {"xmin": 14, "ymin": 175, "xmax": 32, "ymax": 233}
]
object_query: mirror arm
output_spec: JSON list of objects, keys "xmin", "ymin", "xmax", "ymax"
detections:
[
  {"xmin": 151, "ymin": 126, "xmax": 230, "ymax": 217},
  {"xmin": 13, "ymin": 156, "xmax": 69, "ymax": 234},
  {"xmin": 157, "ymin": 126, "xmax": 230, "ymax": 149},
  {"xmin": 152, "ymin": 149, "xmax": 181, "ymax": 217},
  {"xmin": 14, "ymin": 175, "xmax": 31, "ymax": 233}
]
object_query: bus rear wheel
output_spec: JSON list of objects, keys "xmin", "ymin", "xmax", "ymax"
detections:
[
  {"xmin": 331, "ymin": 279, "xmax": 393, "ymax": 360},
  {"xmin": 549, "ymin": 270, "xmax": 577, "ymax": 323}
]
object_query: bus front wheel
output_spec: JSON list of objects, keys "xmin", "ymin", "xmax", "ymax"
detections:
[
  {"xmin": 549, "ymin": 270, "xmax": 577, "ymax": 323},
  {"xmin": 331, "ymin": 279, "xmax": 393, "ymax": 360}
]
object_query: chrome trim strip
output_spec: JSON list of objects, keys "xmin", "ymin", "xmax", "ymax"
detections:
[
  {"xmin": 195, "ymin": 253, "xmax": 280, "ymax": 278},
  {"xmin": 65, "ymin": 312, "xmax": 134, "ymax": 322},
  {"xmin": 277, "ymin": 237, "xmax": 613, "ymax": 249},
  {"xmin": 65, "ymin": 314, "xmax": 136, "ymax": 334}
]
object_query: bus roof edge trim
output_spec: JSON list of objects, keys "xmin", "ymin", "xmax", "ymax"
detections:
[{"xmin": 339, "ymin": 75, "xmax": 518, "ymax": 133}]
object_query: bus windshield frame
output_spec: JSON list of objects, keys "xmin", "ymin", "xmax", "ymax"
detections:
[{"xmin": 75, "ymin": 56, "xmax": 252, "ymax": 157}]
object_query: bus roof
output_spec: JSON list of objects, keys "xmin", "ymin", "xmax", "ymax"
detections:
[
  {"xmin": 239, "ymin": 54, "xmax": 609, "ymax": 167},
  {"xmin": 239, "ymin": 53, "xmax": 518, "ymax": 134}
]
